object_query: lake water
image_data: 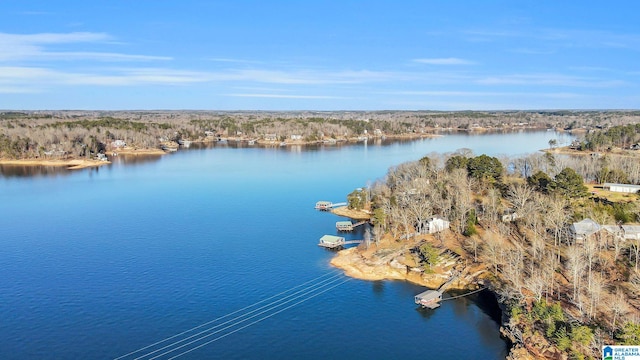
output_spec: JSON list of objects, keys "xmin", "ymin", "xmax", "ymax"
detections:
[{"xmin": 0, "ymin": 131, "xmax": 573, "ymax": 359}]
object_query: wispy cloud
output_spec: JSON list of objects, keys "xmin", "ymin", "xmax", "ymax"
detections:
[
  {"xmin": 463, "ymin": 28, "xmax": 640, "ymax": 50},
  {"xmin": 0, "ymin": 66, "xmax": 211, "ymax": 88},
  {"xmin": 0, "ymin": 32, "xmax": 170, "ymax": 62},
  {"xmin": 0, "ymin": 32, "xmax": 110, "ymax": 44},
  {"xmin": 476, "ymin": 73, "xmax": 626, "ymax": 87},
  {"xmin": 389, "ymin": 90, "xmax": 582, "ymax": 99},
  {"xmin": 413, "ymin": 58, "xmax": 475, "ymax": 65},
  {"xmin": 213, "ymin": 69, "xmax": 399, "ymax": 84}
]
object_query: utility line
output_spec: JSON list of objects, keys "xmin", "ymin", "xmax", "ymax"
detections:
[
  {"xmin": 116, "ymin": 271, "xmax": 341, "ymax": 360},
  {"xmin": 167, "ymin": 278, "xmax": 352, "ymax": 360},
  {"xmin": 142, "ymin": 275, "xmax": 347, "ymax": 360}
]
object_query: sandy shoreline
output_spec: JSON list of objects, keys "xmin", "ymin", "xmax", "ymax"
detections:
[
  {"xmin": 0, "ymin": 158, "xmax": 111, "ymax": 170},
  {"xmin": 330, "ymin": 206, "xmax": 372, "ymax": 220}
]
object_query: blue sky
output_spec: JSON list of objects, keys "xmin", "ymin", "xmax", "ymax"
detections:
[{"xmin": 1, "ymin": 1, "xmax": 639, "ymax": 110}]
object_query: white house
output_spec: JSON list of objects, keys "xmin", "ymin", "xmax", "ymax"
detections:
[
  {"xmin": 264, "ymin": 134, "xmax": 278, "ymax": 141},
  {"xmin": 501, "ymin": 211, "xmax": 519, "ymax": 222},
  {"xmin": 290, "ymin": 134, "xmax": 303, "ymax": 140},
  {"xmin": 112, "ymin": 140, "xmax": 126, "ymax": 148},
  {"xmin": 603, "ymin": 183, "xmax": 640, "ymax": 194},
  {"xmin": 418, "ymin": 216, "xmax": 450, "ymax": 234}
]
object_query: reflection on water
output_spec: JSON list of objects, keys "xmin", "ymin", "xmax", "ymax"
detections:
[
  {"xmin": 110, "ymin": 154, "xmax": 163, "ymax": 166},
  {"xmin": 0, "ymin": 164, "xmax": 100, "ymax": 178},
  {"xmin": 371, "ymin": 281, "xmax": 384, "ymax": 297}
]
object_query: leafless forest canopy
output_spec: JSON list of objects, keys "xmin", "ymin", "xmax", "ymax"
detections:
[
  {"xmin": 366, "ymin": 151, "xmax": 640, "ymax": 358},
  {"xmin": 1, "ymin": 110, "xmax": 640, "ymax": 160}
]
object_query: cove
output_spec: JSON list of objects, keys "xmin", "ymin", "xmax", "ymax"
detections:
[{"xmin": 0, "ymin": 130, "xmax": 573, "ymax": 359}]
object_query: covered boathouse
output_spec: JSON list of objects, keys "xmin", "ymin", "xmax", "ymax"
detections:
[
  {"xmin": 336, "ymin": 221, "xmax": 354, "ymax": 231},
  {"xmin": 318, "ymin": 235, "xmax": 346, "ymax": 248},
  {"xmin": 315, "ymin": 201, "xmax": 333, "ymax": 210},
  {"xmin": 415, "ymin": 290, "xmax": 442, "ymax": 309}
]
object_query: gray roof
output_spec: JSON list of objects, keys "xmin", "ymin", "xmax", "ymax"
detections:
[
  {"xmin": 622, "ymin": 225, "xmax": 640, "ymax": 235},
  {"xmin": 570, "ymin": 218, "xmax": 601, "ymax": 236},
  {"xmin": 319, "ymin": 235, "xmax": 344, "ymax": 244},
  {"xmin": 604, "ymin": 183, "xmax": 640, "ymax": 189},
  {"xmin": 602, "ymin": 225, "xmax": 621, "ymax": 234},
  {"xmin": 415, "ymin": 290, "xmax": 441, "ymax": 301}
]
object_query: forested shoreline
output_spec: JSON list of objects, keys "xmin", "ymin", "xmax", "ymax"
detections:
[
  {"xmin": 2, "ymin": 110, "xmax": 640, "ymax": 161},
  {"xmin": 338, "ymin": 146, "xmax": 640, "ymax": 359}
]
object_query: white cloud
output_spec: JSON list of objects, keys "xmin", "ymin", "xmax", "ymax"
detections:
[
  {"xmin": 0, "ymin": 32, "xmax": 170, "ymax": 63},
  {"xmin": 413, "ymin": 58, "xmax": 475, "ymax": 65}
]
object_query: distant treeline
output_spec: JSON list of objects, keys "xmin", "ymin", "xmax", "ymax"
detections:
[{"xmin": 1, "ymin": 110, "xmax": 640, "ymax": 160}]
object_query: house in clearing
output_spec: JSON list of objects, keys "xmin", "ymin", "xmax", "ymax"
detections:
[
  {"xmin": 569, "ymin": 218, "xmax": 602, "ymax": 244},
  {"xmin": 603, "ymin": 183, "xmax": 640, "ymax": 194},
  {"xmin": 417, "ymin": 216, "xmax": 450, "ymax": 234},
  {"xmin": 112, "ymin": 140, "xmax": 126, "ymax": 148},
  {"xmin": 501, "ymin": 211, "xmax": 519, "ymax": 222}
]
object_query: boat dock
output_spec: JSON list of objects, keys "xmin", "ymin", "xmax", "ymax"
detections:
[
  {"xmin": 414, "ymin": 290, "xmax": 442, "ymax": 309},
  {"xmin": 318, "ymin": 235, "xmax": 363, "ymax": 249},
  {"xmin": 336, "ymin": 220, "xmax": 367, "ymax": 231},
  {"xmin": 415, "ymin": 271, "xmax": 461, "ymax": 309},
  {"xmin": 315, "ymin": 201, "xmax": 347, "ymax": 211}
]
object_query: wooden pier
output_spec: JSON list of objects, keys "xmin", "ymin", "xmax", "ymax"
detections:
[{"xmin": 318, "ymin": 235, "xmax": 363, "ymax": 249}]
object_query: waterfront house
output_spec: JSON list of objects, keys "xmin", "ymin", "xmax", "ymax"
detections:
[
  {"xmin": 603, "ymin": 183, "xmax": 640, "ymax": 194},
  {"xmin": 264, "ymin": 134, "xmax": 278, "ymax": 141},
  {"xmin": 290, "ymin": 134, "xmax": 303, "ymax": 140},
  {"xmin": 569, "ymin": 218, "xmax": 601, "ymax": 244}
]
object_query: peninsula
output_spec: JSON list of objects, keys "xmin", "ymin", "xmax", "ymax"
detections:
[{"xmin": 327, "ymin": 140, "xmax": 640, "ymax": 359}]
